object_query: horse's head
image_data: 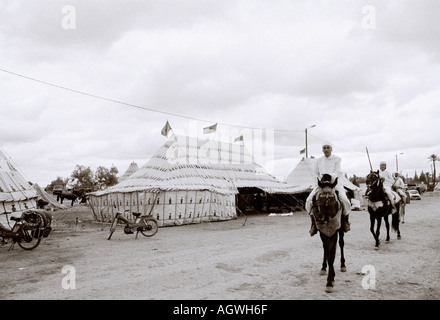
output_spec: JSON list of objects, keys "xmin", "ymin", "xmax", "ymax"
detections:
[
  {"xmin": 365, "ymin": 170, "xmax": 386, "ymax": 201},
  {"xmin": 317, "ymin": 174, "xmax": 338, "ymax": 191},
  {"xmin": 366, "ymin": 170, "xmax": 380, "ymax": 186},
  {"xmin": 366, "ymin": 170, "xmax": 384, "ymax": 192},
  {"xmin": 313, "ymin": 174, "xmax": 340, "ymax": 224}
]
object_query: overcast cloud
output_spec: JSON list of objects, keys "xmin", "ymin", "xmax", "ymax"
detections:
[{"xmin": 1, "ymin": 0, "xmax": 439, "ymax": 187}]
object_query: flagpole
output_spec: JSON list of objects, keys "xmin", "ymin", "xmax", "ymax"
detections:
[
  {"xmin": 305, "ymin": 128, "xmax": 308, "ymax": 158},
  {"xmin": 305, "ymin": 124, "xmax": 316, "ymax": 158}
]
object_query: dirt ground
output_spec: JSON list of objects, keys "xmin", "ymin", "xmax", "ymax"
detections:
[{"xmin": 1, "ymin": 193, "xmax": 440, "ymax": 300}]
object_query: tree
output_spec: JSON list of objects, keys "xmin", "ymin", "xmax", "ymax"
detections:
[
  {"xmin": 45, "ymin": 164, "xmax": 120, "ymax": 192},
  {"xmin": 70, "ymin": 165, "xmax": 95, "ymax": 190},
  {"xmin": 428, "ymin": 154, "xmax": 439, "ymax": 188},
  {"xmin": 94, "ymin": 165, "xmax": 119, "ymax": 190},
  {"xmin": 413, "ymin": 171, "xmax": 419, "ymax": 183},
  {"xmin": 45, "ymin": 176, "xmax": 69, "ymax": 192},
  {"xmin": 419, "ymin": 171, "xmax": 427, "ymax": 184}
]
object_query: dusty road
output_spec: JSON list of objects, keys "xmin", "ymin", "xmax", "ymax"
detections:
[{"xmin": 1, "ymin": 193, "xmax": 439, "ymax": 300}]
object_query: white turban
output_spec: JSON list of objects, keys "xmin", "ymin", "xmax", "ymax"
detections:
[{"xmin": 322, "ymin": 141, "xmax": 332, "ymax": 148}]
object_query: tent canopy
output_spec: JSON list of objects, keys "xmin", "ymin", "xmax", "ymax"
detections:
[
  {"xmin": 285, "ymin": 157, "xmax": 360, "ymax": 192},
  {"xmin": 88, "ymin": 135, "xmax": 305, "ymax": 224},
  {"xmin": 1, "ymin": 148, "xmax": 38, "ymax": 227},
  {"xmin": 91, "ymin": 135, "xmax": 303, "ymax": 197},
  {"xmin": 0, "ymin": 148, "xmax": 37, "ymax": 203},
  {"xmin": 119, "ymin": 161, "xmax": 139, "ymax": 182}
]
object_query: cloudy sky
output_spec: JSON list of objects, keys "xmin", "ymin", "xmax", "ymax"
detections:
[{"xmin": 1, "ymin": 0, "xmax": 439, "ymax": 187}]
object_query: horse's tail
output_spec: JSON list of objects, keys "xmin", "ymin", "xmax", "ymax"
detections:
[{"xmin": 392, "ymin": 205, "xmax": 400, "ymax": 232}]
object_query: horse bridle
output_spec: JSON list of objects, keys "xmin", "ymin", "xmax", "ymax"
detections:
[
  {"xmin": 312, "ymin": 188, "xmax": 341, "ymax": 223},
  {"xmin": 366, "ymin": 172, "xmax": 381, "ymax": 191}
]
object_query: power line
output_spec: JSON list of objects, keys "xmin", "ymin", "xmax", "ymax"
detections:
[
  {"xmin": 0, "ymin": 68, "xmax": 304, "ymax": 133},
  {"xmin": 10, "ymin": 68, "xmax": 427, "ymax": 173}
]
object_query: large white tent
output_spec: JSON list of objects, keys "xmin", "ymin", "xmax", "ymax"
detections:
[
  {"xmin": 0, "ymin": 148, "xmax": 38, "ymax": 227},
  {"xmin": 88, "ymin": 135, "xmax": 303, "ymax": 226},
  {"xmin": 285, "ymin": 157, "xmax": 361, "ymax": 194},
  {"xmin": 119, "ymin": 161, "xmax": 139, "ymax": 182}
]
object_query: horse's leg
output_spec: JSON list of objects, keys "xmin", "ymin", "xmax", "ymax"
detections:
[
  {"xmin": 400, "ymin": 202, "xmax": 405, "ymax": 224},
  {"xmin": 384, "ymin": 213, "xmax": 390, "ymax": 242},
  {"xmin": 325, "ymin": 232, "xmax": 338, "ymax": 293},
  {"xmin": 338, "ymin": 229, "xmax": 346, "ymax": 272},
  {"xmin": 393, "ymin": 203, "xmax": 401, "ymax": 239},
  {"xmin": 369, "ymin": 214, "xmax": 379, "ymax": 247},
  {"xmin": 60, "ymin": 196, "xmax": 64, "ymax": 204},
  {"xmin": 375, "ymin": 216, "xmax": 382, "ymax": 249},
  {"xmin": 320, "ymin": 232, "xmax": 328, "ymax": 275}
]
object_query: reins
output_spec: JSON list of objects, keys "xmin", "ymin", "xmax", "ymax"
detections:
[{"xmin": 366, "ymin": 173, "xmax": 388, "ymax": 203}]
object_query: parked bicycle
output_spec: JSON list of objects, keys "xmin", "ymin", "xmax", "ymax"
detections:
[
  {"xmin": 0, "ymin": 210, "xmax": 52, "ymax": 251},
  {"xmin": 108, "ymin": 208, "xmax": 158, "ymax": 240}
]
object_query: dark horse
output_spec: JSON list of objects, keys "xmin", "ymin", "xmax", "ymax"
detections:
[
  {"xmin": 53, "ymin": 189, "xmax": 85, "ymax": 206},
  {"xmin": 311, "ymin": 174, "xmax": 346, "ymax": 293},
  {"xmin": 365, "ymin": 171, "xmax": 401, "ymax": 249}
]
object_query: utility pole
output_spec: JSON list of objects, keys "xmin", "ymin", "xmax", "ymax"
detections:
[{"xmin": 395, "ymin": 153, "xmax": 403, "ymax": 172}]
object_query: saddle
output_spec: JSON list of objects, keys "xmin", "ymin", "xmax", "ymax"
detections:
[
  {"xmin": 368, "ymin": 191, "xmax": 401, "ymax": 212},
  {"xmin": 391, "ymin": 191, "xmax": 401, "ymax": 203}
]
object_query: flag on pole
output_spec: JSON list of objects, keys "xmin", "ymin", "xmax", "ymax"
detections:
[
  {"xmin": 299, "ymin": 148, "xmax": 306, "ymax": 154},
  {"xmin": 234, "ymin": 135, "xmax": 243, "ymax": 143},
  {"xmin": 203, "ymin": 123, "xmax": 217, "ymax": 134},
  {"xmin": 161, "ymin": 120, "xmax": 172, "ymax": 137}
]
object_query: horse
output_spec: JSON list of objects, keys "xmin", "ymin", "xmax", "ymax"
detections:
[
  {"xmin": 311, "ymin": 174, "xmax": 346, "ymax": 293},
  {"xmin": 393, "ymin": 187, "xmax": 407, "ymax": 224},
  {"xmin": 53, "ymin": 189, "xmax": 85, "ymax": 206},
  {"xmin": 365, "ymin": 171, "xmax": 402, "ymax": 249}
]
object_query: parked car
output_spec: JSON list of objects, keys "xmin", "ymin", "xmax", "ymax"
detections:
[
  {"xmin": 408, "ymin": 189, "xmax": 421, "ymax": 200},
  {"xmin": 406, "ymin": 183, "xmax": 417, "ymax": 190}
]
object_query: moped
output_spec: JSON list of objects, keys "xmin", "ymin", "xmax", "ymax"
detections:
[
  {"xmin": 108, "ymin": 209, "xmax": 158, "ymax": 240},
  {"xmin": 0, "ymin": 210, "xmax": 52, "ymax": 250}
]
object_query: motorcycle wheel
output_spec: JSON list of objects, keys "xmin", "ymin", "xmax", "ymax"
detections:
[
  {"xmin": 17, "ymin": 230, "xmax": 42, "ymax": 250},
  {"xmin": 17, "ymin": 213, "xmax": 44, "ymax": 250},
  {"xmin": 140, "ymin": 218, "xmax": 158, "ymax": 237}
]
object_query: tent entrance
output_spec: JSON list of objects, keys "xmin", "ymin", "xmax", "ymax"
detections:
[{"xmin": 236, "ymin": 188, "xmax": 307, "ymax": 214}]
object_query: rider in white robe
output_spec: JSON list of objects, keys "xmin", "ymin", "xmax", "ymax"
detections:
[
  {"xmin": 379, "ymin": 161, "xmax": 398, "ymax": 214},
  {"xmin": 306, "ymin": 142, "xmax": 351, "ymax": 236},
  {"xmin": 392, "ymin": 172, "xmax": 407, "ymax": 204}
]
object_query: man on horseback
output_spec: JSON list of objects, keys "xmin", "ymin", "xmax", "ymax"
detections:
[
  {"xmin": 392, "ymin": 172, "xmax": 407, "ymax": 204},
  {"xmin": 379, "ymin": 161, "xmax": 398, "ymax": 214},
  {"xmin": 306, "ymin": 142, "xmax": 351, "ymax": 236}
]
